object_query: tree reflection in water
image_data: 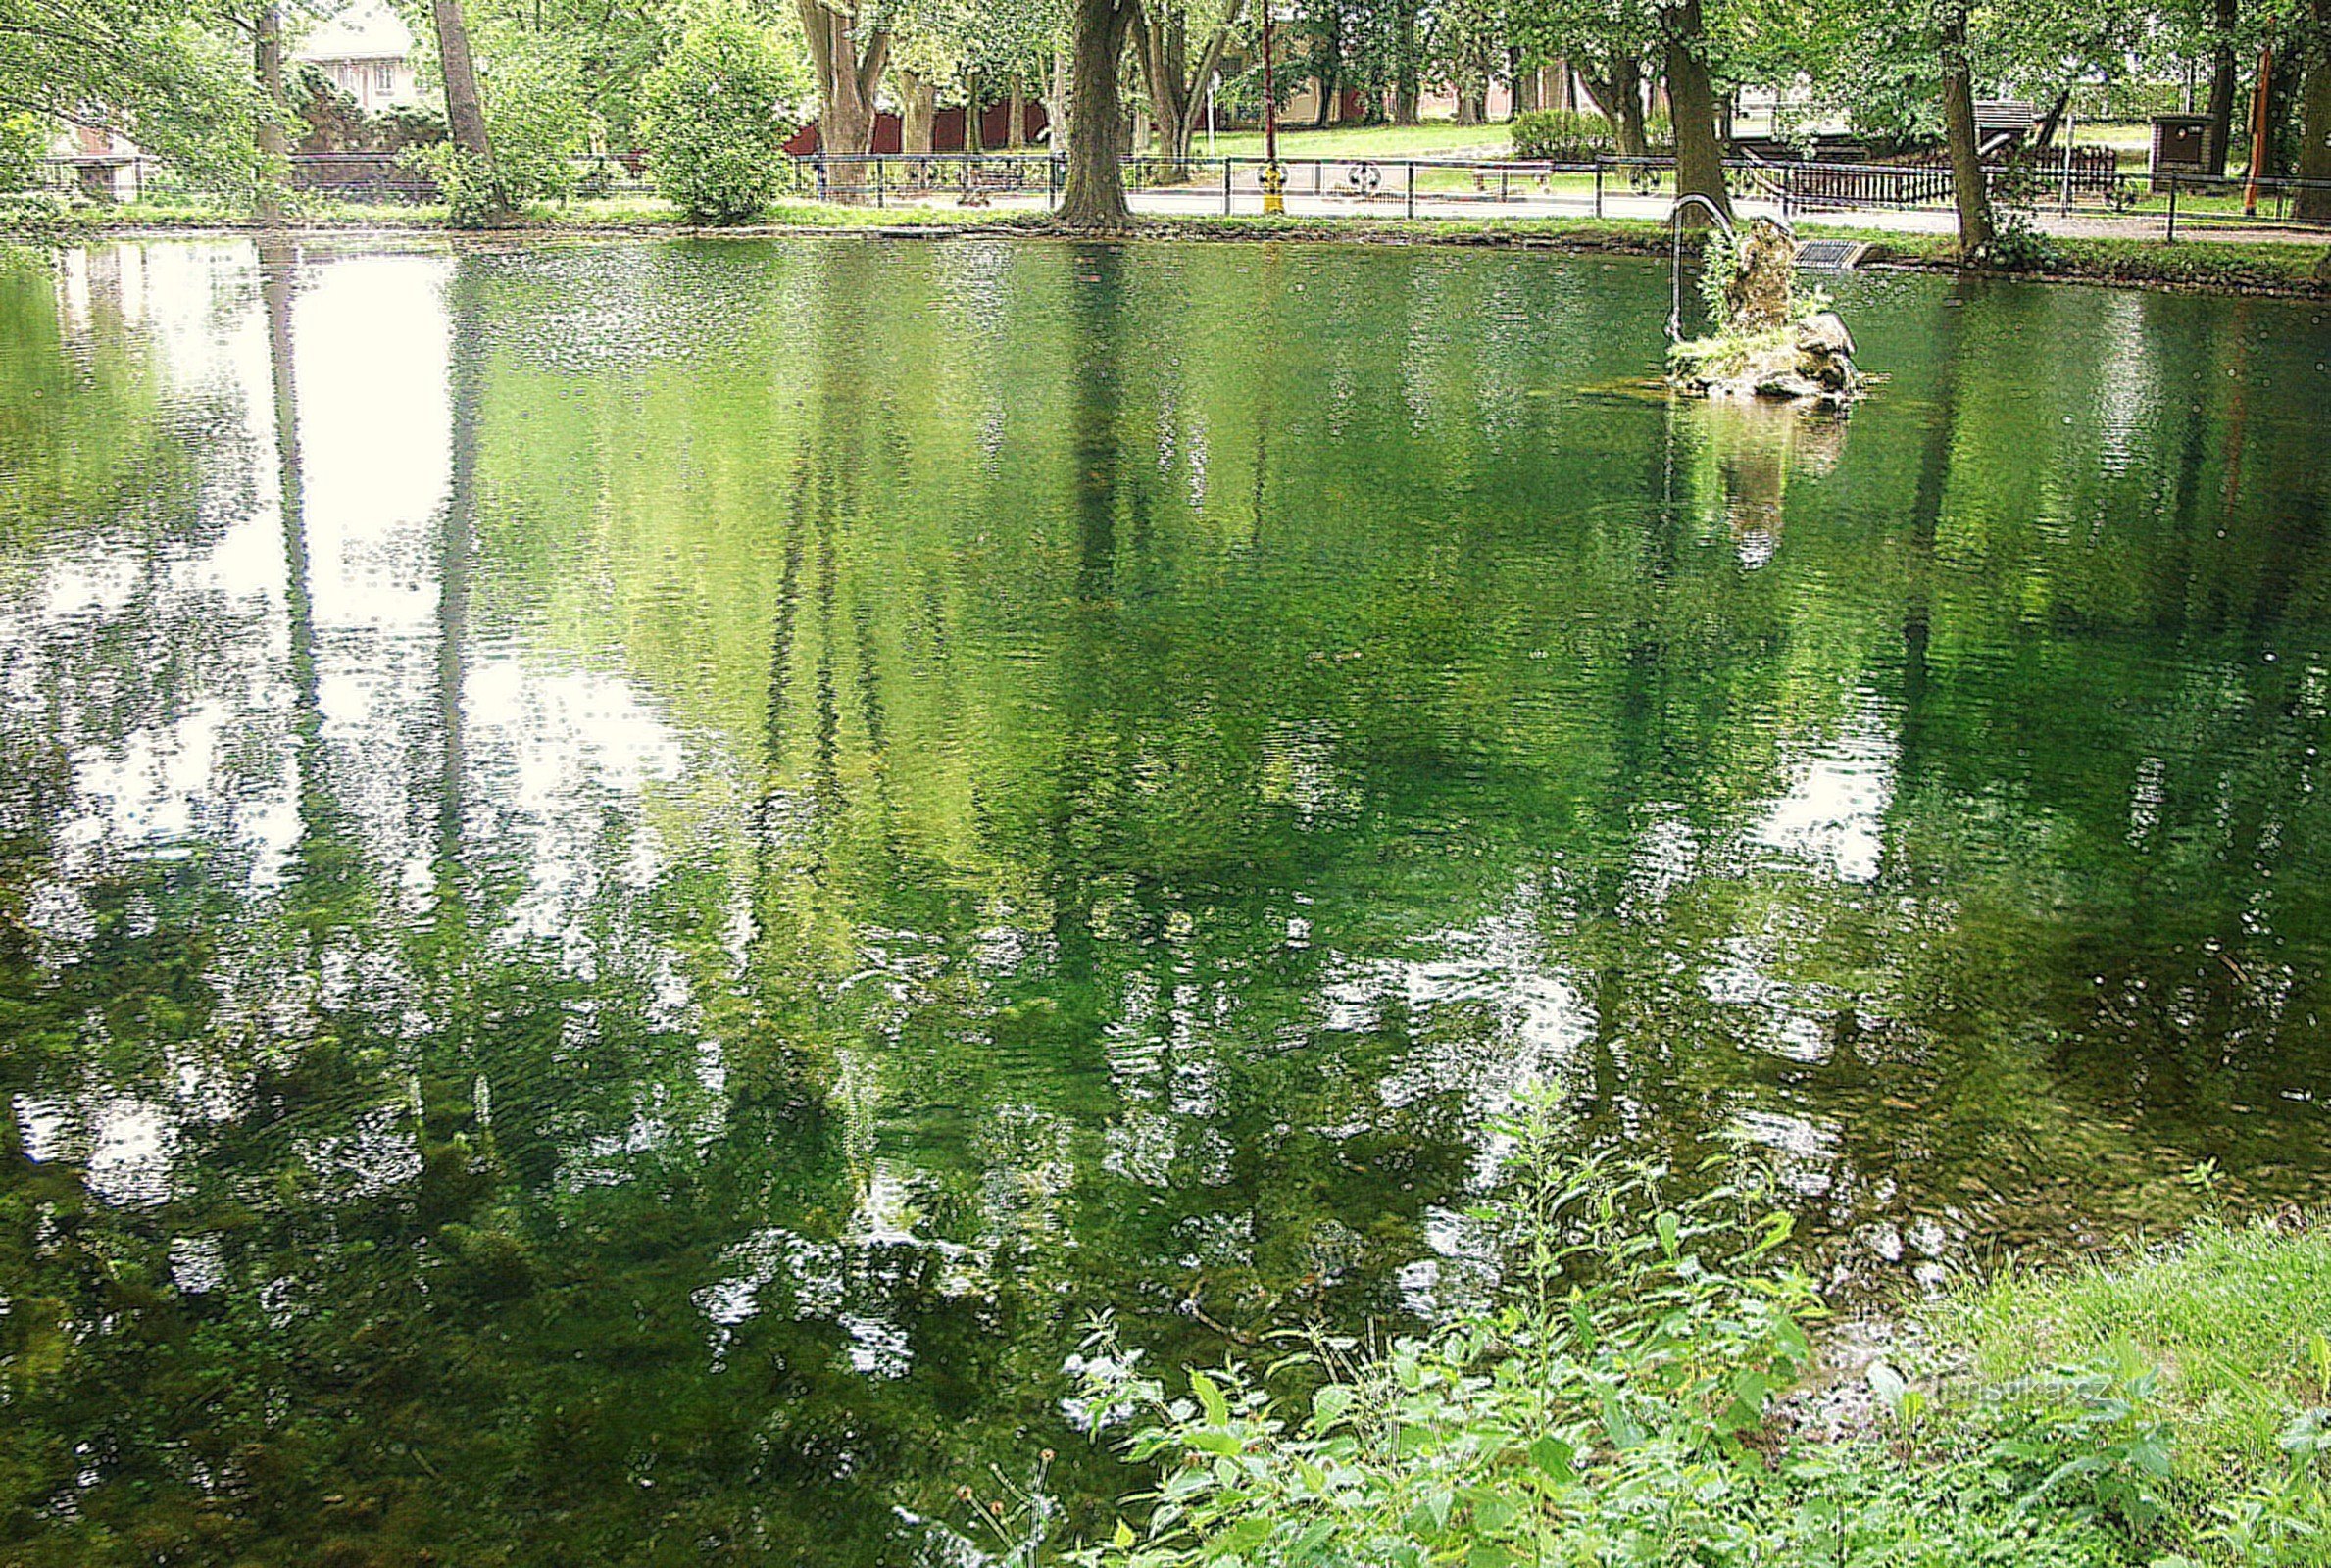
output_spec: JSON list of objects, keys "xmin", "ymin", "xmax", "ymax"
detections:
[{"xmin": 1, "ymin": 240, "xmax": 2327, "ymax": 1564}]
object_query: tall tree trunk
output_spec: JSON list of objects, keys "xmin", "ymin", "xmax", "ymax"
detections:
[
  {"xmin": 433, "ymin": 0, "xmax": 492, "ymax": 160},
  {"xmin": 1581, "ymin": 57, "xmax": 1649, "ymax": 156},
  {"xmin": 2298, "ymin": 0, "xmax": 2331, "ymax": 220},
  {"xmin": 1060, "ymin": 0, "xmax": 1136, "ymax": 226},
  {"xmin": 797, "ymin": 0, "xmax": 890, "ymax": 192},
  {"xmin": 1009, "ymin": 73, "xmax": 1027, "ymax": 149},
  {"xmin": 1048, "ymin": 48, "xmax": 1070, "ymax": 148},
  {"xmin": 1661, "ymin": 0, "xmax": 1730, "ymax": 223},
  {"xmin": 2206, "ymin": 0, "xmax": 2238, "ymax": 174},
  {"xmin": 431, "ymin": 0, "xmax": 505, "ymax": 220},
  {"xmin": 1137, "ymin": 0, "xmax": 1239, "ymax": 171},
  {"xmin": 1514, "ymin": 58, "xmax": 1539, "ymax": 115},
  {"xmin": 2032, "ymin": 85, "xmax": 2071, "ymax": 149},
  {"xmin": 967, "ymin": 68, "xmax": 984, "ymax": 154},
  {"xmin": 1939, "ymin": 1, "xmax": 1996, "ymax": 254},
  {"xmin": 254, "ymin": 3, "xmax": 289, "ymax": 225},
  {"xmin": 895, "ymin": 68, "xmax": 936, "ymax": 156}
]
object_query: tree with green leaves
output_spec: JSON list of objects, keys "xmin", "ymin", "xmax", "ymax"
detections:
[
  {"xmin": 0, "ymin": 0, "xmax": 267, "ymax": 188},
  {"xmin": 1136, "ymin": 0, "xmax": 1244, "ymax": 163},
  {"xmin": 642, "ymin": 0, "xmax": 809, "ymax": 220}
]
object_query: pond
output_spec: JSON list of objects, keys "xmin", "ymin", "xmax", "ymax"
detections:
[{"xmin": 3, "ymin": 235, "xmax": 2329, "ymax": 1565}]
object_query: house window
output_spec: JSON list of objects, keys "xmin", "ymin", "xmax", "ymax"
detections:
[{"xmin": 375, "ymin": 62, "xmax": 394, "ymax": 94}]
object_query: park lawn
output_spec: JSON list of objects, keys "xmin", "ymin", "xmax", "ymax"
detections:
[{"xmin": 1188, "ymin": 119, "xmax": 1517, "ymax": 162}]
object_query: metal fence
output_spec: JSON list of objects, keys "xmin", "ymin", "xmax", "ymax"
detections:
[{"xmin": 25, "ymin": 147, "xmax": 2331, "ymax": 242}]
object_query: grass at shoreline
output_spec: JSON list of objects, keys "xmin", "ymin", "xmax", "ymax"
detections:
[
  {"xmin": 1949, "ymin": 1217, "xmax": 2331, "ymax": 1534},
  {"xmin": 1051, "ymin": 1143, "xmax": 2331, "ymax": 1568},
  {"xmin": 8, "ymin": 190, "xmax": 2326, "ymax": 299}
]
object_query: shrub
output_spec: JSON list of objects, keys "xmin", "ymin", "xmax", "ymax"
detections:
[
  {"xmin": 1509, "ymin": 109, "xmax": 1612, "ymax": 162},
  {"xmin": 639, "ymin": 1, "xmax": 808, "ymax": 224},
  {"xmin": 400, "ymin": 46, "xmax": 590, "ymax": 226}
]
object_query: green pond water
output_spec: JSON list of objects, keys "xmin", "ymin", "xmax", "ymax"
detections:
[{"xmin": 3, "ymin": 235, "xmax": 2329, "ymax": 1564}]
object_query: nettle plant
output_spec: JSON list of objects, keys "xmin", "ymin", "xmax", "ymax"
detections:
[{"xmin": 1066, "ymin": 1111, "xmax": 1823, "ymax": 1568}]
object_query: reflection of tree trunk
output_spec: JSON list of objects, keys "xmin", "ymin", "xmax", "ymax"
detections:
[
  {"xmin": 259, "ymin": 232, "xmax": 353, "ymax": 919},
  {"xmin": 1661, "ymin": 0, "xmax": 1730, "ymax": 223},
  {"xmin": 438, "ymin": 261, "xmax": 482, "ymax": 866},
  {"xmin": 2205, "ymin": 0, "xmax": 2237, "ymax": 173},
  {"xmin": 1939, "ymin": 3, "xmax": 1995, "ymax": 254},
  {"xmin": 1068, "ymin": 244, "xmax": 1122, "ymax": 598},
  {"xmin": 1061, "ymin": 0, "xmax": 1136, "ymax": 226},
  {"xmin": 1887, "ymin": 294, "xmax": 1961, "ymax": 874}
]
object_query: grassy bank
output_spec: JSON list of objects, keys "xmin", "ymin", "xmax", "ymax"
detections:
[
  {"xmin": 1017, "ymin": 1114, "xmax": 2330, "ymax": 1568},
  {"xmin": 9, "ymin": 191, "xmax": 2327, "ymax": 300}
]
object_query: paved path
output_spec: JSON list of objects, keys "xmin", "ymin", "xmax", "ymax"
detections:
[{"xmin": 973, "ymin": 179, "xmax": 2327, "ymax": 248}]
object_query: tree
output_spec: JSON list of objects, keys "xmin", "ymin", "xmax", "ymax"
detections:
[
  {"xmin": 642, "ymin": 0, "xmax": 809, "ymax": 221},
  {"xmin": 1428, "ymin": 0, "xmax": 1507, "ymax": 125},
  {"xmin": 1508, "ymin": 0, "xmax": 1659, "ymax": 153},
  {"xmin": 0, "ymin": 0, "xmax": 264, "ymax": 184},
  {"xmin": 1137, "ymin": 0, "xmax": 1244, "ymax": 165},
  {"xmin": 798, "ymin": 0, "xmax": 891, "ymax": 162},
  {"xmin": 1661, "ymin": 0, "xmax": 1731, "ymax": 221},
  {"xmin": 1506, "ymin": 0, "xmax": 1712, "ymax": 180},
  {"xmin": 1937, "ymin": 0, "xmax": 1994, "ymax": 252},
  {"xmin": 2299, "ymin": 0, "xmax": 2331, "ymax": 220},
  {"xmin": 1060, "ymin": 0, "xmax": 1137, "ymax": 224},
  {"xmin": 253, "ymin": 3, "xmax": 291, "ymax": 224},
  {"xmin": 433, "ymin": 0, "xmax": 495, "ymax": 165}
]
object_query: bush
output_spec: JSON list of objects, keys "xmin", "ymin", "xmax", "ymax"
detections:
[
  {"xmin": 399, "ymin": 46, "xmax": 589, "ymax": 226},
  {"xmin": 1510, "ymin": 109, "xmax": 1612, "ymax": 161},
  {"xmin": 639, "ymin": 1, "xmax": 808, "ymax": 224}
]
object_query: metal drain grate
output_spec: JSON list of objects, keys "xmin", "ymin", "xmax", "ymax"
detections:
[{"xmin": 1793, "ymin": 239, "xmax": 1867, "ymax": 272}]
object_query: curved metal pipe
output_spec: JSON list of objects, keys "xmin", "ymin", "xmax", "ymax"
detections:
[{"xmin": 1667, "ymin": 195, "xmax": 1735, "ymax": 344}]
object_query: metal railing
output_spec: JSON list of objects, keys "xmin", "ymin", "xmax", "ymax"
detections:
[{"xmin": 24, "ymin": 148, "xmax": 2331, "ymax": 242}]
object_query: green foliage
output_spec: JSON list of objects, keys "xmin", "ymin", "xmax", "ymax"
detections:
[
  {"xmin": 400, "ymin": 45, "xmax": 590, "ymax": 225},
  {"xmin": 1509, "ymin": 109, "xmax": 1616, "ymax": 161},
  {"xmin": 1065, "ymin": 1123, "xmax": 2147, "ymax": 1567},
  {"xmin": 1974, "ymin": 205, "xmax": 2064, "ymax": 272},
  {"xmin": 0, "ymin": 112, "xmax": 42, "ymax": 193},
  {"xmin": 1951, "ymin": 1218, "xmax": 2331, "ymax": 1564},
  {"xmin": 480, "ymin": 47, "xmax": 592, "ymax": 202},
  {"xmin": 639, "ymin": 0, "xmax": 809, "ymax": 223},
  {"xmin": 0, "ymin": 0, "xmax": 265, "ymax": 188}
]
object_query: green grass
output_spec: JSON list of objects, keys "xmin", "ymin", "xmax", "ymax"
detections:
[
  {"xmin": 1046, "ymin": 1123, "xmax": 2331, "ymax": 1568},
  {"xmin": 1184, "ymin": 119, "xmax": 1513, "ymax": 163},
  {"xmin": 1948, "ymin": 1218, "xmax": 2331, "ymax": 1509}
]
